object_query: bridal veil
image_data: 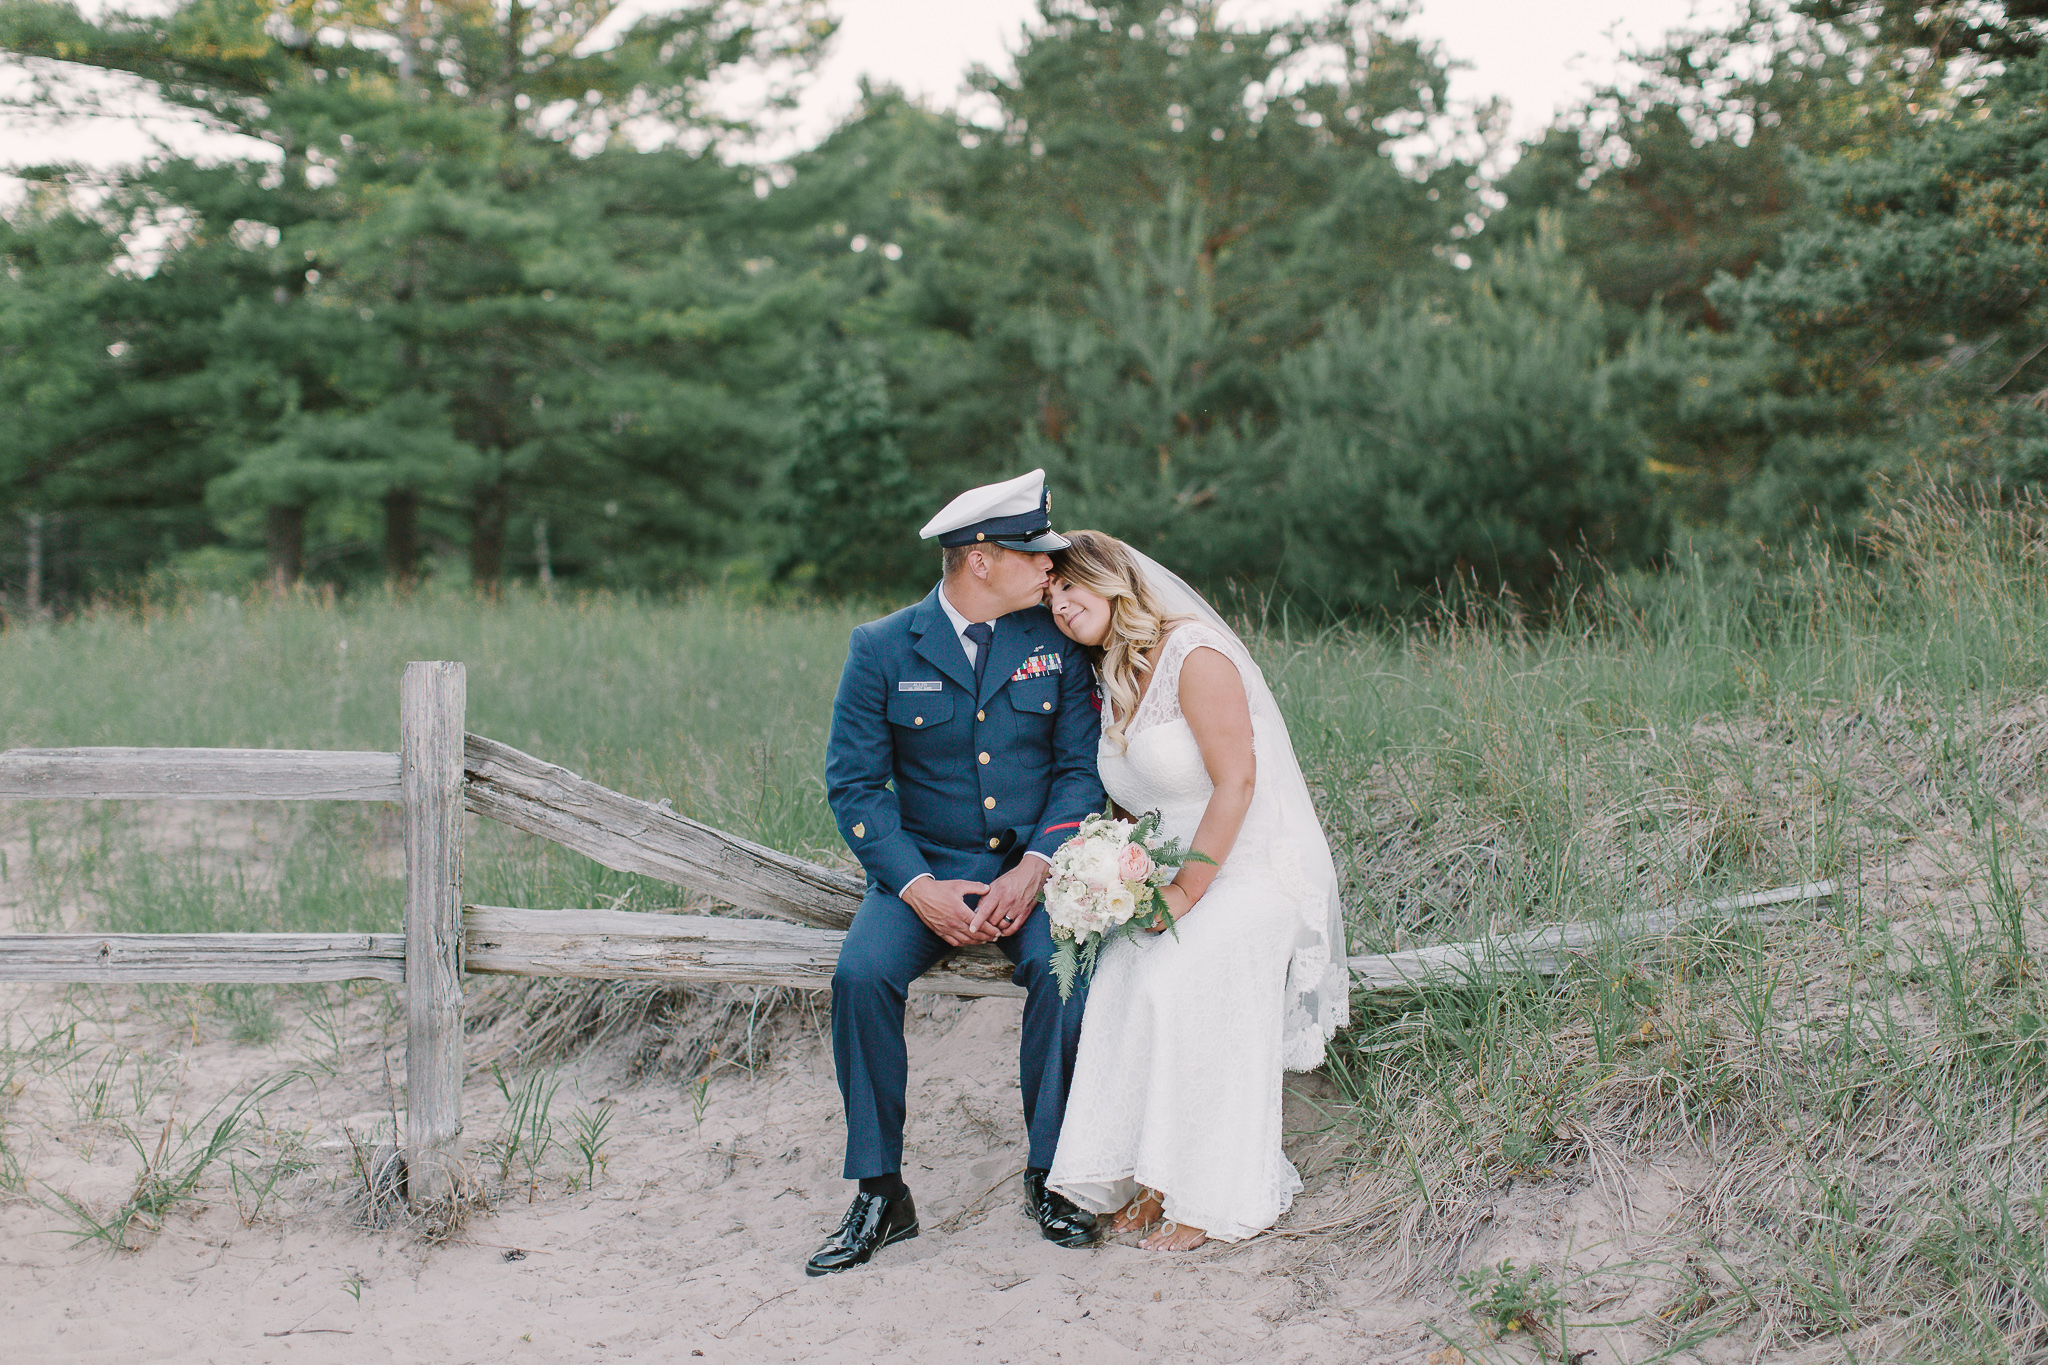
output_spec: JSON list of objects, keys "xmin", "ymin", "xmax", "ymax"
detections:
[{"xmin": 1125, "ymin": 549, "xmax": 1350, "ymax": 1068}]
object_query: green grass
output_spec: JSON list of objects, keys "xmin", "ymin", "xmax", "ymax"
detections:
[
  {"xmin": 37, "ymin": 1071, "xmax": 302, "ymax": 1251},
  {"xmin": 0, "ymin": 582, "xmax": 870, "ymax": 858},
  {"xmin": 2, "ymin": 490, "xmax": 2046, "ymax": 1357},
  {"xmin": 0, "ymin": 584, "xmax": 877, "ymax": 996}
]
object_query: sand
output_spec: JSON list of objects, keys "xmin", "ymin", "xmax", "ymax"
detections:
[{"xmin": 0, "ymin": 806, "xmax": 1762, "ymax": 1365}]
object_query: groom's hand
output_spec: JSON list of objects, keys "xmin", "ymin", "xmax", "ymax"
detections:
[
  {"xmin": 902, "ymin": 878, "xmax": 996, "ymax": 947},
  {"xmin": 969, "ymin": 858, "xmax": 1050, "ymax": 940}
]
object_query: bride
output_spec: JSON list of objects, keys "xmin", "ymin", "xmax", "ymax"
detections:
[{"xmin": 1043, "ymin": 531, "xmax": 1349, "ymax": 1250}]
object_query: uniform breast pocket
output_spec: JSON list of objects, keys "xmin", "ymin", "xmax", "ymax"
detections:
[
  {"xmin": 1008, "ymin": 679, "xmax": 1057, "ymax": 719},
  {"xmin": 887, "ymin": 693, "xmax": 955, "ymax": 731}
]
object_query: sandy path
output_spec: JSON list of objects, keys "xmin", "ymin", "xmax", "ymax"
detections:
[{"xmin": 0, "ymin": 982, "xmax": 1447, "ymax": 1364}]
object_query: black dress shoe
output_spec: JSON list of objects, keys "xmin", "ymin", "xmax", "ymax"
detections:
[
  {"xmin": 805, "ymin": 1188, "xmax": 919, "ymax": 1276},
  {"xmin": 1023, "ymin": 1170, "xmax": 1100, "ymax": 1248}
]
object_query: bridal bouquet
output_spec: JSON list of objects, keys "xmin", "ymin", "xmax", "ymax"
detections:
[{"xmin": 1043, "ymin": 809, "xmax": 1214, "ymax": 1000}]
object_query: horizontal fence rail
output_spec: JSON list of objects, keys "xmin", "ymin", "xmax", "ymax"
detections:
[
  {"xmin": 0, "ymin": 932, "xmax": 406, "ymax": 983},
  {"xmin": 462, "ymin": 733, "xmax": 862, "ymax": 932},
  {"xmin": 0, "ymin": 880, "xmax": 1834, "ymax": 993},
  {"xmin": 1347, "ymin": 880, "xmax": 1837, "ymax": 990},
  {"xmin": 455, "ymin": 880, "xmax": 1834, "ymax": 998},
  {"xmin": 463, "ymin": 907, "xmax": 1021, "ymax": 996},
  {"xmin": 0, "ymin": 747, "xmax": 402, "ymax": 802}
]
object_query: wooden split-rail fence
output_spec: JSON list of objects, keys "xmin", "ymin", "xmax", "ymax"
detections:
[{"xmin": 0, "ymin": 662, "xmax": 1835, "ymax": 1210}]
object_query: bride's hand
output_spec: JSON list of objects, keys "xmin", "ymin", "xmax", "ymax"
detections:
[{"xmin": 1147, "ymin": 882, "xmax": 1192, "ymax": 931}]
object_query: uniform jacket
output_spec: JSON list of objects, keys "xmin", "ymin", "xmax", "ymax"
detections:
[{"xmin": 827, "ymin": 587, "xmax": 1105, "ymax": 894}]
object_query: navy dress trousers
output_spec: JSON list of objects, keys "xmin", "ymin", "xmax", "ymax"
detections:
[{"xmin": 825, "ymin": 586, "xmax": 1107, "ymax": 1178}]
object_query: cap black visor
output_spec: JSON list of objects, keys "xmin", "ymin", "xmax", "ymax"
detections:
[{"xmin": 991, "ymin": 529, "xmax": 1071, "ymax": 553}]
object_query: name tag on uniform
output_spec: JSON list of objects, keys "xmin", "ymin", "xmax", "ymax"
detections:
[
  {"xmin": 897, "ymin": 680, "xmax": 944, "ymax": 692},
  {"xmin": 1010, "ymin": 652, "xmax": 1063, "ymax": 682}
]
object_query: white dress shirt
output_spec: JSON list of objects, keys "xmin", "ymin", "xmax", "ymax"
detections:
[{"xmin": 936, "ymin": 583, "xmax": 986, "ymax": 667}]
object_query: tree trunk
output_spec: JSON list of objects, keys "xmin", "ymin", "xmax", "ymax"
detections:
[
  {"xmin": 534, "ymin": 516, "xmax": 553, "ymax": 595},
  {"xmin": 23, "ymin": 512, "xmax": 43, "ymax": 620},
  {"xmin": 469, "ymin": 485, "xmax": 508, "ymax": 594},
  {"xmin": 384, "ymin": 489, "xmax": 420, "ymax": 587},
  {"xmin": 265, "ymin": 505, "xmax": 307, "ymax": 589},
  {"xmin": 397, "ymin": 0, "xmax": 423, "ymax": 91},
  {"xmin": 502, "ymin": 0, "xmax": 524, "ymax": 136}
]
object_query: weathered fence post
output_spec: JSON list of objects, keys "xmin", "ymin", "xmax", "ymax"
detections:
[{"xmin": 401, "ymin": 661, "xmax": 466, "ymax": 1209}]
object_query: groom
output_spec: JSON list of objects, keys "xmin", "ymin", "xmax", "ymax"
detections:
[{"xmin": 810, "ymin": 468, "xmax": 1106, "ymax": 1275}]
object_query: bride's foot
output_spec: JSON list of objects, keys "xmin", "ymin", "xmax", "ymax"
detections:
[
  {"xmin": 1110, "ymin": 1189, "xmax": 1163, "ymax": 1235},
  {"xmin": 1140, "ymin": 1220, "xmax": 1209, "ymax": 1252}
]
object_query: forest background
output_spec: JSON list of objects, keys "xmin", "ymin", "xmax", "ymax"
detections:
[{"xmin": 5, "ymin": 0, "xmax": 2048, "ymax": 619}]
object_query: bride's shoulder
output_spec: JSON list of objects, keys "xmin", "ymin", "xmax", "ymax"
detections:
[
  {"xmin": 1157, "ymin": 620, "xmax": 1240, "ymax": 678},
  {"xmin": 1159, "ymin": 617, "xmax": 1230, "ymax": 653}
]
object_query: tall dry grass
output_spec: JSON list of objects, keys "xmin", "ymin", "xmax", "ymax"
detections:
[{"xmin": 1292, "ymin": 491, "xmax": 2048, "ymax": 1361}]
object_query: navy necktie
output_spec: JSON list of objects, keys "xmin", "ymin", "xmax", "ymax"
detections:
[{"xmin": 964, "ymin": 621, "xmax": 993, "ymax": 697}]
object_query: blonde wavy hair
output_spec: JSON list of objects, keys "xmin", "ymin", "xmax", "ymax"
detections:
[{"xmin": 1050, "ymin": 530, "xmax": 1190, "ymax": 753}]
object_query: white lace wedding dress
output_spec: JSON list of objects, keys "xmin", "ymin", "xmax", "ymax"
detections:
[{"xmin": 1048, "ymin": 623, "xmax": 1347, "ymax": 1242}]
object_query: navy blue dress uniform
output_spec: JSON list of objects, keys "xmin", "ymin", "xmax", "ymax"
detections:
[{"xmin": 823, "ymin": 471, "xmax": 1106, "ymax": 1213}]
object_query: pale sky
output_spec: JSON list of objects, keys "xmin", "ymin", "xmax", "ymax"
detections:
[
  {"xmin": 794, "ymin": 0, "xmax": 1736, "ymax": 149},
  {"xmin": 1, "ymin": 0, "xmax": 1738, "ymax": 194}
]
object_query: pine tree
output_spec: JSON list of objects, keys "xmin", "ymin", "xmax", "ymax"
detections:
[
  {"xmin": 1272, "ymin": 226, "xmax": 1661, "ymax": 614},
  {"xmin": 1019, "ymin": 189, "xmax": 1272, "ymax": 578},
  {"xmin": 0, "ymin": 0, "xmax": 829, "ymax": 589},
  {"xmin": 771, "ymin": 349, "xmax": 927, "ymax": 596},
  {"xmin": 0, "ymin": 182, "xmax": 231, "ymax": 605},
  {"xmin": 1487, "ymin": 1, "xmax": 1946, "ymax": 329},
  {"xmin": 1707, "ymin": 44, "xmax": 2048, "ymax": 512}
]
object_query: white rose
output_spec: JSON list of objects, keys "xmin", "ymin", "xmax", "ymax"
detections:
[
  {"xmin": 1078, "ymin": 843, "xmax": 1119, "ymax": 891},
  {"xmin": 1101, "ymin": 881, "xmax": 1136, "ymax": 928}
]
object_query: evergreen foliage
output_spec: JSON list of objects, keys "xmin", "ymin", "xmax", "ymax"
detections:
[
  {"xmin": 0, "ymin": 0, "xmax": 828, "ymax": 598},
  {"xmin": 771, "ymin": 348, "xmax": 927, "ymax": 595},
  {"xmin": 1274, "ymin": 228, "xmax": 1661, "ymax": 613},
  {"xmin": 5, "ymin": 0, "xmax": 2047, "ymax": 613},
  {"xmin": 1706, "ymin": 40, "xmax": 2048, "ymax": 526}
]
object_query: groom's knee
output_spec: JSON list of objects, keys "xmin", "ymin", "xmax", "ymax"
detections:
[
  {"xmin": 1005, "ymin": 912, "xmax": 1058, "ymax": 975},
  {"xmin": 833, "ymin": 893, "xmax": 925, "ymax": 1005},
  {"xmin": 831, "ymin": 944, "xmax": 905, "ymax": 1004}
]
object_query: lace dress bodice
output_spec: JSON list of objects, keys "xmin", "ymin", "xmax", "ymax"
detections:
[
  {"xmin": 1096, "ymin": 624, "xmax": 1314, "ymax": 906},
  {"xmin": 1097, "ymin": 624, "xmax": 1232, "ymax": 837}
]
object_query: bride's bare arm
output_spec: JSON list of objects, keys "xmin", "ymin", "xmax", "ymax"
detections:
[{"xmin": 1158, "ymin": 645, "xmax": 1255, "ymax": 924}]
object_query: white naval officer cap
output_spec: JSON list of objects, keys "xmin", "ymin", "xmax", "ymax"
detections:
[{"xmin": 917, "ymin": 468, "xmax": 1070, "ymax": 551}]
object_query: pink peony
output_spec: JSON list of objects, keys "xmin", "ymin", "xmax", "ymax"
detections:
[{"xmin": 1116, "ymin": 841, "xmax": 1154, "ymax": 884}]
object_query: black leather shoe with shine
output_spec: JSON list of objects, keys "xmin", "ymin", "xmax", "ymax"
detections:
[
  {"xmin": 805, "ymin": 1188, "xmax": 919, "ymax": 1276},
  {"xmin": 1023, "ymin": 1170, "xmax": 1100, "ymax": 1248}
]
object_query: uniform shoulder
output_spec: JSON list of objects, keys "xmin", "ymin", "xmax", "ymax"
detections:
[{"xmin": 850, "ymin": 595, "xmax": 931, "ymax": 643}]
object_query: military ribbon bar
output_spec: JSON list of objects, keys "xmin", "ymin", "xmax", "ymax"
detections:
[{"xmin": 1009, "ymin": 652, "xmax": 1062, "ymax": 682}]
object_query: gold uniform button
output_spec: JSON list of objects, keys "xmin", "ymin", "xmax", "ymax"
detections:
[
  {"xmin": 1042, "ymin": 701, "xmax": 1053, "ymax": 710},
  {"xmin": 979, "ymin": 752, "xmax": 990, "ymax": 764},
  {"xmin": 983, "ymin": 796, "xmax": 996, "ymax": 809},
  {"xmin": 851, "ymin": 823, "xmax": 865, "ymax": 838},
  {"xmin": 989, "ymin": 837, "xmax": 1001, "ymax": 849},
  {"xmin": 976, "ymin": 709, "xmax": 986, "ymax": 722},
  {"xmin": 914, "ymin": 716, "xmax": 923, "ymax": 725}
]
